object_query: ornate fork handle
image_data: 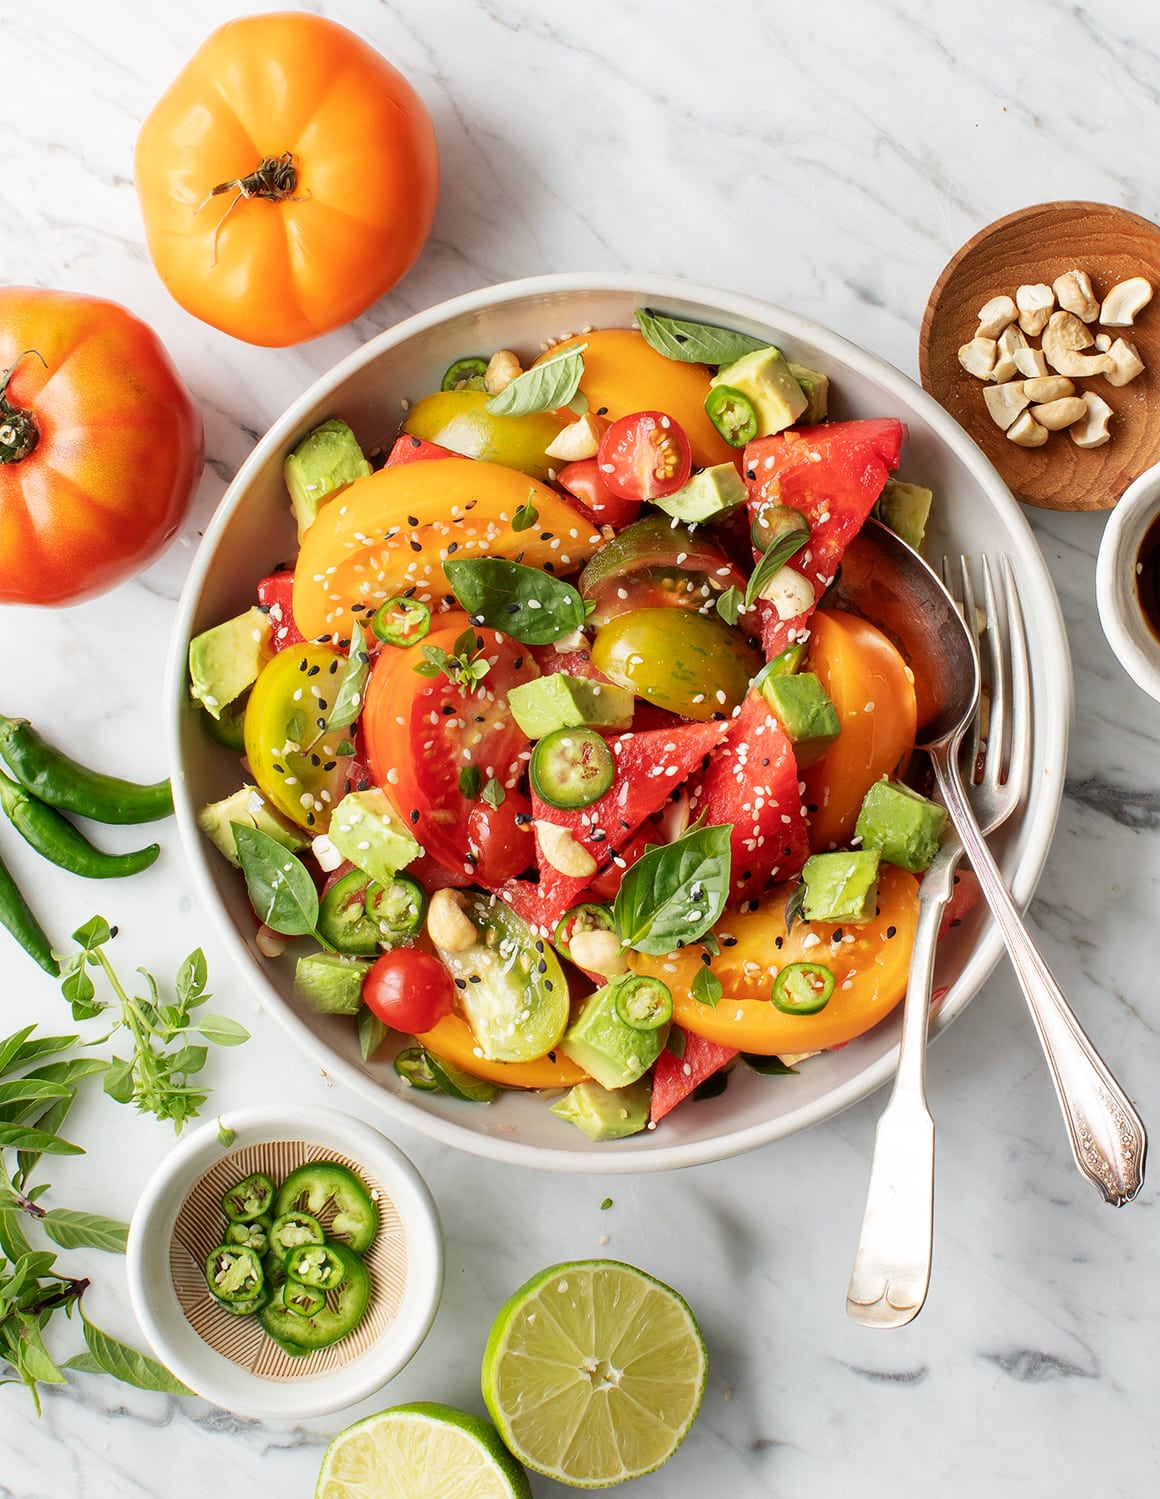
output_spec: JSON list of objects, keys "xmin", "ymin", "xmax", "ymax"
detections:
[{"xmin": 934, "ymin": 756, "xmax": 1147, "ymax": 1206}]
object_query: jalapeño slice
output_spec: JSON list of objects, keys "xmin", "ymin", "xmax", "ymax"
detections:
[
  {"xmin": 259, "ymin": 1242, "xmax": 371, "ymax": 1352},
  {"xmin": 204, "ymin": 1244, "xmax": 264, "ymax": 1304},
  {"xmin": 612, "ymin": 974, "xmax": 674, "ymax": 1031},
  {"xmin": 771, "ymin": 961, "xmax": 835, "ymax": 1014},
  {"xmin": 530, "ymin": 728, "xmax": 615, "ymax": 810},
  {"xmin": 268, "ymin": 1210, "xmax": 327, "ymax": 1260},
  {"xmin": 705, "ymin": 384, "xmax": 759, "ymax": 446},
  {"xmin": 222, "ymin": 1172, "xmax": 275, "ymax": 1223},
  {"xmin": 371, "ymin": 595, "xmax": 432, "ymax": 647},
  {"xmin": 440, "ymin": 356, "xmax": 489, "ymax": 392},
  {"xmin": 272, "ymin": 1162, "xmax": 379, "ymax": 1255}
]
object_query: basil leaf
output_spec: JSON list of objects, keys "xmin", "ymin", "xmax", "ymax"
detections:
[
  {"xmin": 0, "ymin": 1027, "xmax": 37, "ymax": 1078},
  {"xmin": 690, "ymin": 966, "xmax": 723, "ymax": 1008},
  {"xmin": 102, "ymin": 1057, "xmax": 135, "ymax": 1105},
  {"xmin": 635, "ymin": 309, "xmax": 767, "ymax": 367},
  {"xmin": 17, "ymin": 1322, "xmax": 66, "ymax": 1387},
  {"xmin": 482, "ymin": 778, "xmax": 505, "ymax": 809},
  {"xmin": 715, "ymin": 586, "xmax": 744, "ymax": 626},
  {"xmin": 0, "ymin": 1207, "xmax": 32, "ymax": 1263},
  {"xmin": 2, "ymin": 1032, "xmax": 79, "ymax": 1075},
  {"xmin": 744, "ymin": 524, "xmax": 810, "ymax": 609},
  {"xmin": 512, "ymin": 494, "xmax": 539, "ymax": 532},
  {"xmin": 78, "ymin": 1315, "xmax": 192, "ymax": 1395},
  {"xmin": 40, "ymin": 1209, "xmax": 129, "ymax": 1255},
  {"xmin": 358, "ymin": 1008, "xmax": 388, "ymax": 1063},
  {"xmin": 232, "ymin": 823, "xmax": 320, "ymax": 937},
  {"xmin": 193, "ymin": 1014, "xmax": 250, "ymax": 1047},
  {"xmin": 742, "ymin": 1053, "xmax": 800, "ymax": 1076},
  {"xmin": 0, "ymin": 1123, "xmax": 82, "ymax": 1156},
  {"xmin": 16, "ymin": 1092, "xmax": 80, "ymax": 1183},
  {"xmin": 0, "ymin": 1080, "xmax": 72, "ymax": 1112},
  {"xmin": 167, "ymin": 1045, "xmax": 208, "ymax": 1076},
  {"xmin": 327, "ymin": 620, "xmax": 370, "ymax": 732},
  {"xmin": 459, "ymin": 766, "xmax": 482, "ymax": 800},
  {"xmin": 216, "ymin": 1119, "xmax": 236, "ymax": 1148},
  {"xmin": 613, "ymin": 825, "xmax": 732, "ymax": 955},
  {"xmin": 784, "ymin": 880, "xmax": 807, "ymax": 931},
  {"xmin": 175, "ymin": 949, "xmax": 209, "ymax": 1009},
  {"xmin": 485, "ymin": 343, "xmax": 586, "ymax": 417},
  {"xmin": 444, "ymin": 558, "xmax": 586, "ymax": 645}
]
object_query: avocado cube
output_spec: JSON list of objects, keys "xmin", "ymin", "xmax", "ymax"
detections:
[
  {"xmin": 874, "ymin": 479, "xmax": 933, "ymax": 553},
  {"xmin": 710, "ymin": 346, "xmax": 808, "ymax": 437},
  {"xmin": 188, "ymin": 607, "xmax": 272, "ymax": 719},
  {"xmin": 800, "ymin": 849, "xmax": 881, "ymax": 925},
  {"xmin": 560, "ymin": 980, "xmax": 668, "ymax": 1090},
  {"xmin": 550, "ymin": 1078, "xmax": 652, "ymax": 1140},
  {"xmin": 788, "ymin": 362, "xmax": 830, "ymax": 424},
  {"xmin": 294, "ymin": 952, "xmax": 372, "ymax": 1015},
  {"xmin": 283, "ymin": 418, "xmax": 372, "ymax": 540},
  {"xmin": 653, "ymin": 463, "xmax": 748, "ymax": 524},
  {"xmin": 758, "ymin": 671, "xmax": 840, "ymax": 766},
  {"xmin": 855, "ymin": 779, "xmax": 947, "ymax": 874},
  {"xmin": 197, "ymin": 785, "xmax": 308, "ymax": 867},
  {"xmin": 328, "ymin": 787, "xmax": 422, "ymax": 887},
  {"xmin": 507, "ymin": 672, "xmax": 634, "ymax": 739}
]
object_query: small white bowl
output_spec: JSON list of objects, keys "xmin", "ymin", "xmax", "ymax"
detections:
[
  {"xmin": 1097, "ymin": 460, "xmax": 1160, "ymax": 703},
  {"xmin": 126, "ymin": 1105, "xmax": 442, "ymax": 1420}
]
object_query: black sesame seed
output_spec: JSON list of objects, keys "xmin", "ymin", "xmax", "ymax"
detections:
[
  {"xmin": 409, "ymin": 809, "xmax": 420, "ymax": 824},
  {"xmin": 886, "ymin": 925, "xmax": 897, "ymax": 939},
  {"xmin": 409, "ymin": 539, "xmax": 422, "ymax": 552},
  {"xmin": 410, "ymin": 434, "xmax": 422, "ymax": 448},
  {"xmin": 307, "ymin": 664, "xmax": 321, "ymax": 676},
  {"xmin": 774, "ymin": 935, "xmax": 784, "ymax": 949},
  {"xmin": 357, "ymin": 778, "xmax": 370, "ymax": 791},
  {"xmin": 454, "ymin": 978, "xmax": 467, "ymax": 990},
  {"xmin": 323, "ymin": 760, "xmax": 337, "ymax": 771},
  {"xmin": 329, "ymin": 659, "xmax": 340, "ymax": 674}
]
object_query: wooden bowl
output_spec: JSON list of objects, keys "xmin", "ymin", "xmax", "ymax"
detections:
[{"xmin": 919, "ymin": 201, "xmax": 1160, "ymax": 510}]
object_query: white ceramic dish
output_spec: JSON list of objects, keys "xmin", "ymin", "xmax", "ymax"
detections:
[
  {"xmin": 1096, "ymin": 460, "xmax": 1160, "ymax": 702},
  {"xmin": 166, "ymin": 273, "xmax": 1072, "ymax": 1172},
  {"xmin": 126, "ymin": 1105, "xmax": 442, "ymax": 1419}
]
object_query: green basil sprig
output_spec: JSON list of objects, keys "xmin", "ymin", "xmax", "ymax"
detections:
[
  {"xmin": 444, "ymin": 557, "xmax": 586, "ymax": 645},
  {"xmin": 690, "ymin": 966, "xmax": 723, "ymax": 1008},
  {"xmin": 232, "ymin": 824, "xmax": 327, "ymax": 944},
  {"xmin": 635, "ymin": 309, "xmax": 767, "ymax": 367},
  {"xmin": 613, "ymin": 825, "xmax": 732, "ymax": 955},
  {"xmin": 485, "ymin": 343, "xmax": 586, "ymax": 417},
  {"xmin": 326, "ymin": 619, "xmax": 369, "ymax": 733},
  {"xmin": 744, "ymin": 523, "xmax": 811, "ymax": 608}
]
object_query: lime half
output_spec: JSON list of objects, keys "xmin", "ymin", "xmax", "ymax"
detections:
[
  {"xmin": 316, "ymin": 1402, "xmax": 531, "ymax": 1499},
  {"xmin": 481, "ymin": 1259, "xmax": 707, "ymax": 1489}
]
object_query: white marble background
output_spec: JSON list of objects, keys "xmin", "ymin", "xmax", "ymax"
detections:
[{"xmin": 2, "ymin": 2, "xmax": 1160, "ymax": 1495}]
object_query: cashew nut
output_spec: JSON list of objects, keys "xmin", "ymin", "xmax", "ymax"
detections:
[
  {"xmin": 1052, "ymin": 269, "xmax": 1099, "ymax": 324},
  {"xmin": 992, "ymin": 324, "xmax": 1028, "ymax": 383},
  {"xmin": 535, "ymin": 820, "xmax": 598, "ymax": 879},
  {"xmin": 1100, "ymin": 276, "xmax": 1154, "ymax": 327},
  {"xmin": 427, "ymin": 888, "xmax": 478, "ymax": 953},
  {"xmin": 544, "ymin": 412, "xmax": 608, "ymax": 461},
  {"xmin": 958, "ymin": 337, "xmax": 997, "ymax": 379},
  {"xmin": 976, "ymin": 295, "xmax": 1018, "ymax": 339},
  {"xmin": 1040, "ymin": 311, "xmax": 1115, "ymax": 378},
  {"xmin": 1094, "ymin": 332, "xmax": 1112, "ymax": 352},
  {"xmin": 1006, "ymin": 411, "xmax": 1049, "ymax": 448},
  {"xmin": 485, "ymin": 349, "xmax": 523, "ymax": 394},
  {"xmin": 759, "ymin": 564, "xmax": 815, "ymax": 620},
  {"xmin": 1069, "ymin": 392, "xmax": 1113, "ymax": 449},
  {"xmin": 982, "ymin": 381, "xmax": 1030, "ymax": 430},
  {"xmin": 568, "ymin": 928, "xmax": 628, "ymax": 979},
  {"xmin": 1013, "ymin": 343, "xmax": 1049, "ymax": 379},
  {"xmin": 1015, "ymin": 283, "xmax": 1054, "ymax": 337},
  {"xmin": 1029, "ymin": 395, "xmax": 1089, "ymax": 430},
  {"xmin": 1022, "ymin": 374, "xmax": 1075, "ymax": 403},
  {"xmin": 1103, "ymin": 337, "xmax": 1145, "ymax": 387}
]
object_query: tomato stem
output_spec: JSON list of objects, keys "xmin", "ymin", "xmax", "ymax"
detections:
[
  {"xmin": 0, "ymin": 350, "xmax": 46, "ymax": 465},
  {"xmin": 204, "ymin": 151, "xmax": 302, "ymax": 206}
]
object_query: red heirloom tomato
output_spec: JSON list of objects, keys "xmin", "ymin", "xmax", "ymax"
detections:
[
  {"xmin": 0, "ymin": 287, "xmax": 203, "ymax": 606},
  {"xmin": 134, "ymin": 13, "xmax": 440, "ymax": 346}
]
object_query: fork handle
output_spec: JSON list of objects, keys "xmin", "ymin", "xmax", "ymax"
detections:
[
  {"xmin": 936, "ymin": 761, "xmax": 1147, "ymax": 1206},
  {"xmin": 846, "ymin": 841, "xmax": 960, "ymax": 1326}
]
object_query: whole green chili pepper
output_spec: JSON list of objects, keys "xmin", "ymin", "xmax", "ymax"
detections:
[
  {"xmin": 0, "ymin": 716, "xmax": 172, "ymax": 825},
  {"xmin": 0, "ymin": 847, "xmax": 58, "ymax": 975},
  {"xmin": 0, "ymin": 769, "xmax": 159, "ymax": 879}
]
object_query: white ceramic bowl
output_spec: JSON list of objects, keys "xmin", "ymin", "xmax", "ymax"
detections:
[
  {"xmin": 167, "ymin": 273, "xmax": 1072, "ymax": 1172},
  {"xmin": 1096, "ymin": 460, "xmax": 1160, "ymax": 702},
  {"xmin": 126, "ymin": 1105, "xmax": 442, "ymax": 1419}
]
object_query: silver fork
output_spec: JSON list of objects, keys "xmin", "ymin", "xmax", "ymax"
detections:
[{"xmin": 846, "ymin": 556, "xmax": 1022, "ymax": 1327}]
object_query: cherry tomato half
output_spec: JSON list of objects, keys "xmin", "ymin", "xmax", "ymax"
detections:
[
  {"xmin": 363, "ymin": 949, "xmax": 453, "ymax": 1034},
  {"xmin": 466, "ymin": 789, "xmax": 536, "ymax": 888},
  {"xmin": 597, "ymin": 411, "xmax": 692, "ymax": 502},
  {"xmin": 556, "ymin": 457, "xmax": 641, "ymax": 531}
]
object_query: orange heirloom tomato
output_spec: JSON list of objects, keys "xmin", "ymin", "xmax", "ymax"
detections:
[
  {"xmin": 414, "ymin": 1012, "xmax": 587, "ymax": 1091},
  {"xmin": 134, "ymin": 13, "xmax": 439, "ymax": 347},
  {"xmin": 628, "ymin": 863, "xmax": 920, "ymax": 1054},
  {"xmin": 0, "ymin": 287, "xmax": 203, "ymax": 606}
]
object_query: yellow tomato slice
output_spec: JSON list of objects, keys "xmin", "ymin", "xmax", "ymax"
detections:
[
  {"xmin": 242, "ymin": 643, "xmax": 350, "ymax": 831},
  {"xmin": 539, "ymin": 329, "xmax": 738, "ymax": 470},
  {"xmin": 414, "ymin": 1011, "xmax": 588, "ymax": 1090},
  {"xmin": 628, "ymin": 863, "xmax": 920, "ymax": 1054},
  {"xmin": 403, "ymin": 391, "xmax": 567, "ymax": 480},
  {"xmin": 293, "ymin": 458, "xmax": 603, "ymax": 642},
  {"xmin": 801, "ymin": 609, "xmax": 917, "ymax": 852}
]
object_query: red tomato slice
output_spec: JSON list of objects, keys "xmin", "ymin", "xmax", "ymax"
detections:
[
  {"xmin": 256, "ymin": 570, "xmax": 305, "ymax": 651},
  {"xmin": 466, "ymin": 789, "xmax": 536, "ymax": 889},
  {"xmin": 744, "ymin": 418, "xmax": 905, "ymax": 659},
  {"xmin": 597, "ymin": 411, "xmax": 693, "ymax": 502},
  {"xmin": 557, "ymin": 457, "xmax": 641, "ymax": 530},
  {"xmin": 650, "ymin": 1032, "xmax": 739, "ymax": 1124},
  {"xmin": 686, "ymin": 690, "xmax": 810, "ymax": 898},
  {"xmin": 363, "ymin": 612, "xmax": 537, "ymax": 872}
]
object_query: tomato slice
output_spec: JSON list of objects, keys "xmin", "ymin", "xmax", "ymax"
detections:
[
  {"xmin": 465, "ymin": 788, "xmax": 536, "ymax": 889},
  {"xmin": 628, "ymin": 863, "xmax": 920, "ymax": 1054},
  {"xmin": 597, "ymin": 411, "xmax": 692, "ymax": 502},
  {"xmin": 256, "ymin": 570, "xmax": 307, "ymax": 652},
  {"xmin": 362, "ymin": 612, "xmax": 537, "ymax": 871},
  {"xmin": 556, "ymin": 458, "xmax": 641, "ymax": 531},
  {"xmin": 243, "ymin": 643, "xmax": 353, "ymax": 830},
  {"xmin": 414, "ymin": 1011, "xmax": 587, "ymax": 1090}
]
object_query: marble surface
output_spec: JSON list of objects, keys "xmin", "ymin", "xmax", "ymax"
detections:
[{"xmin": 2, "ymin": 2, "xmax": 1159, "ymax": 1494}]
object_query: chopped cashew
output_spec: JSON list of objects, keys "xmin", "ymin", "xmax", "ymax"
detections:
[
  {"xmin": 1013, "ymin": 343, "xmax": 1049, "ymax": 379},
  {"xmin": 1040, "ymin": 311, "xmax": 1115, "ymax": 378},
  {"xmin": 991, "ymin": 324, "xmax": 1028, "ymax": 382},
  {"xmin": 311, "ymin": 833, "xmax": 345, "ymax": 873},
  {"xmin": 544, "ymin": 412, "xmax": 608, "ymax": 461},
  {"xmin": 1016, "ymin": 283, "xmax": 1054, "ymax": 336},
  {"xmin": 760, "ymin": 564, "xmax": 816, "ymax": 620},
  {"xmin": 1069, "ymin": 392, "xmax": 1113, "ymax": 449},
  {"xmin": 982, "ymin": 381, "xmax": 1031, "ymax": 430},
  {"xmin": 1029, "ymin": 395, "xmax": 1088, "ymax": 430},
  {"xmin": 976, "ymin": 294, "xmax": 1018, "ymax": 339},
  {"xmin": 1100, "ymin": 276, "xmax": 1154, "ymax": 327},
  {"xmin": 535, "ymin": 820, "xmax": 598, "ymax": 879},
  {"xmin": 1006, "ymin": 411, "xmax": 1049, "ymax": 448},
  {"xmin": 958, "ymin": 337, "xmax": 997, "ymax": 379},
  {"xmin": 1094, "ymin": 332, "xmax": 1112, "ymax": 352},
  {"xmin": 485, "ymin": 349, "xmax": 523, "ymax": 394},
  {"xmin": 1052, "ymin": 269, "xmax": 1099, "ymax": 323},
  {"xmin": 569, "ymin": 928, "xmax": 628, "ymax": 979},
  {"xmin": 1103, "ymin": 337, "xmax": 1145, "ymax": 387},
  {"xmin": 1022, "ymin": 374, "xmax": 1075, "ymax": 403},
  {"xmin": 427, "ymin": 888, "xmax": 478, "ymax": 953}
]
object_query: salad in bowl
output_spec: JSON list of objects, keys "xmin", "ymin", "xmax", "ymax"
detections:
[{"xmin": 170, "ymin": 276, "xmax": 1069, "ymax": 1170}]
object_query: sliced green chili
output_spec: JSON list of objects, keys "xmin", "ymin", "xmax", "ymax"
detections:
[
  {"xmin": 441, "ymin": 356, "xmax": 489, "ymax": 392},
  {"xmin": 529, "ymin": 728, "xmax": 615, "ymax": 809},
  {"xmin": 771, "ymin": 961, "xmax": 835, "ymax": 1014},
  {"xmin": 394, "ymin": 1047, "xmax": 440, "ymax": 1091},
  {"xmin": 705, "ymin": 384, "xmax": 759, "ymax": 446},
  {"xmin": 284, "ymin": 1242, "xmax": 347, "ymax": 1292},
  {"xmin": 552, "ymin": 902, "xmax": 615, "ymax": 962},
  {"xmin": 612, "ymin": 974, "xmax": 673, "ymax": 1031},
  {"xmin": 282, "ymin": 1278, "xmax": 327, "ymax": 1319},
  {"xmin": 222, "ymin": 1172, "xmax": 275, "ymax": 1223},
  {"xmin": 268, "ymin": 1210, "xmax": 326, "ymax": 1258},
  {"xmin": 0, "ymin": 715, "xmax": 172, "ymax": 824},
  {"xmin": 371, "ymin": 596, "xmax": 432, "ymax": 647},
  {"xmin": 204, "ymin": 1244, "xmax": 265, "ymax": 1304}
]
